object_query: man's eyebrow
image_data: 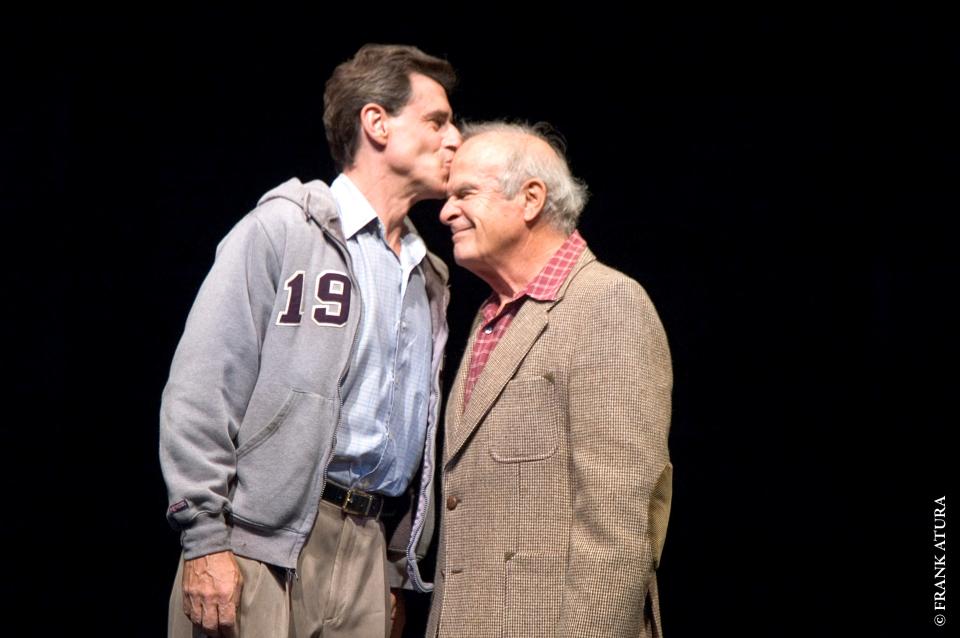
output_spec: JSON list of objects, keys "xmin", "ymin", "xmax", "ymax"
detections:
[
  {"xmin": 451, "ymin": 182, "xmax": 475, "ymax": 196},
  {"xmin": 424, "ymin": 109, "xmax": 452, "ymax": 122}
]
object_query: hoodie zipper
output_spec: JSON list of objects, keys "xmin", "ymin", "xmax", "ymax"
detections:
[
  {"xmin": 405, "ymin": 277, "xmax": 450, "ymax": 591},
  {"xmin": 317, "ymin": 223, "xmax": 364, "ymax": 504}
]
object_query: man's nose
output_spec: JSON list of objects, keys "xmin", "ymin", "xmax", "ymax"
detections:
[
  {"xmin": 445, "ymin": 124, "xmax": 463, "ymax": 150},
  {"xmin": 439, "ymin": 199, "xmax": 458, "ymax": 225}
]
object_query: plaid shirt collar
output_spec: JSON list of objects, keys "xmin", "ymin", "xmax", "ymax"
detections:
[
  {"xmin": 481, "ymin": 230, "xmax": 587, "ymax": 323},
  {"xmin": 463, "ymin": 230, "xmax": 587, "ymax": 409}
]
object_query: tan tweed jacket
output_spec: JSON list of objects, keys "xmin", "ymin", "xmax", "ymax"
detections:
[{"xmin": 427, "ymin": 248, "xmax": 673, "ymax": 638}]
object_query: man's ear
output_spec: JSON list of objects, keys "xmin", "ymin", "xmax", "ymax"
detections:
[
  {"xmin": 521, "ymin": 179, "xmax": 547, "ymax": 223},
  {"xmin": 359, "ymin": 103, "xmax": 390, "ymax": 146}
]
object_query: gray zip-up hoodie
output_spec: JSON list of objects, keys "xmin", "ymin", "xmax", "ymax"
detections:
[{"xmin": 159, "ymin": 178, "xmax": 449, "ymax": 591}]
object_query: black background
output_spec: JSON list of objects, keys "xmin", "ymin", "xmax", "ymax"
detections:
[{"xmin": 4, "ymin": 9, "xmax": 955, "ymax": 636}]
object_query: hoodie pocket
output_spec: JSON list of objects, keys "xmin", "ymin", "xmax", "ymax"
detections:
[{"xmin": 231, "ymin": 389, "xmax": 335, "ymax": 530}]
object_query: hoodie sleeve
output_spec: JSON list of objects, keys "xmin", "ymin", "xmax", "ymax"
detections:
[{"xmin": 159, "ymin": 212, "xmax": 282, "ymax": 559}]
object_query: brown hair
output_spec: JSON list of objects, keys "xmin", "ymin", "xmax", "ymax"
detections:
[{"xmin": 323, "ymin": 44, "xmax": 457, "ymax": 170}]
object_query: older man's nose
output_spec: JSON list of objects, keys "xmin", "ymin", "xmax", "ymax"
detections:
[{"xmin": 439, "ymin": 198, "xmax": 459, "ymax": 225}]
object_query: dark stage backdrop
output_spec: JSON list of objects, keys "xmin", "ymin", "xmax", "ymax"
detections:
[{"xmin": 6, "ymin": 10, "xmax": 954, "ymax": 637}]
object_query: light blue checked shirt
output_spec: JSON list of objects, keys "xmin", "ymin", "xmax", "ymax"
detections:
[{"xmin": 326, "ymin": 175, "xmax": 433, "ymax": 496}]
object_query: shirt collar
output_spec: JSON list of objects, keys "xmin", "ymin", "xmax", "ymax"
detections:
[
  {"xmin": 522, "ymin": 230, "xmax": 587, "ymax": 302},
  {"xmin": 330, "ymin": 174, "xmax": 427, "ymax": 270},
  {"xmin": 330, "ymin": 174, "xmax": 379, "ymax": 239},
  {"xmin": 482, "ymin": 230, "xmax": 588, "ymax": 319}
]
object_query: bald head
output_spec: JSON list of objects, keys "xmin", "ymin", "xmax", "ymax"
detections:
[{"xmin": 458, "ymin": 122, "xmax": 588, "ymax": 234}]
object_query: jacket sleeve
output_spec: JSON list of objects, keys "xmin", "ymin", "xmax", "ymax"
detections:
[
  {"xmin": 159, "ymin": 212, "xmax": 282, "ymax": 559},
  {"xmin": 557, "ymin": 277, "xmax": 673, "ymax": 637}
]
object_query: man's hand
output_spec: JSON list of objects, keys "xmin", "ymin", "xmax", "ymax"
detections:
[
  {"xmin": 182, "ymin": 550, "xmax": 243, "ymax": 637},
  {"xmin": 389, "ymin": 588, "xmax": 406, "ymax": 638}
]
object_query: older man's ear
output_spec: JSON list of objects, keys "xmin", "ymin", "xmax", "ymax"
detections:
[{"xmin": 521, "ymin": 178, "xmax": 548, "ymax": 223}]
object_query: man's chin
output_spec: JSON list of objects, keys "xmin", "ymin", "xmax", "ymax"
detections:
[
  {"xmin": 452, "ymin": 248, "xmax": 478, "ymax": 270},
  {"xmin": 418, "ymin": 180, "xmax": 447, "ymax": 201}
]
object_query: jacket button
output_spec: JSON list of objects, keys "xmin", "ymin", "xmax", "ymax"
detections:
[{"xmin": 446, "ymin": 495, "xmax": 459, "ymax": 510}]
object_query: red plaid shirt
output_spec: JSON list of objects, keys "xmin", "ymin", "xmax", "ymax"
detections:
[{"xmin": 462, "ymin": 230, "xmax": 587, "ymax": 408}]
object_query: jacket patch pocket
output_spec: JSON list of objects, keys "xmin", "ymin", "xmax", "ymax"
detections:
[
  {"xmin": 489, "ymin": 374, "xmax": 559, "ymax": 463},
  {"xmin": 231, "ymin": 389, "xmax": 334, "ymax": 530}
]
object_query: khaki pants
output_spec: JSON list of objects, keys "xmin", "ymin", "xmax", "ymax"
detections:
[{"xmin": 169, "ymin": 500, "xmax": 391, "ymax": 637}]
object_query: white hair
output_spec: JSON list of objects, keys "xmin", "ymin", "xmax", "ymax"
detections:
[{"xmin": 460, "ymin": 121, "xmax": 589, "ymax": 234}]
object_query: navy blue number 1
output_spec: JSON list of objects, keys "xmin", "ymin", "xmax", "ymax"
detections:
[{"xmin": 277, "ymin": 271, "xmax": 305, "ymax": 325}]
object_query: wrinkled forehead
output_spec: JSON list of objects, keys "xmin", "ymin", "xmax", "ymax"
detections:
[{"xmin": 448, "ymin": 153, "xmax": 502, "ymax": 193}]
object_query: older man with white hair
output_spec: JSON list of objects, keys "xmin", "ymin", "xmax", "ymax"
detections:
[{"xmin": 427, "ymin": 122, "xmax": 673, "ymax": 637}]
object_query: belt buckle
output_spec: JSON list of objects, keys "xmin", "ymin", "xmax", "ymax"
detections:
[{"xmin": 343, "ymin": 488, "xmax": 374, "ymax": 518}]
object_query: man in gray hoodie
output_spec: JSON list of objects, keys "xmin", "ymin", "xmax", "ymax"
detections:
[{"xmin": 161, "ymin": 44, "xmax": 461, "ymax": 637}]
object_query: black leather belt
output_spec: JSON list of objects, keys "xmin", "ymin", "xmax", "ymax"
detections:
[{"xmin": 321, "ymin": 480, "xmax": 404, "ymax": 520}]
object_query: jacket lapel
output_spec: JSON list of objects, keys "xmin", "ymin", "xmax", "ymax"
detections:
[
  {"xmin": 444, "ymin": 313, "xmax": 481, "ymax": 460},
  {"xmin": 444, "ymin": 248, "xmax": 598, "ymax": 465},
  {"xmin": 445, "ymin": 299, "xmax": 549, "ymax": 464}
]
